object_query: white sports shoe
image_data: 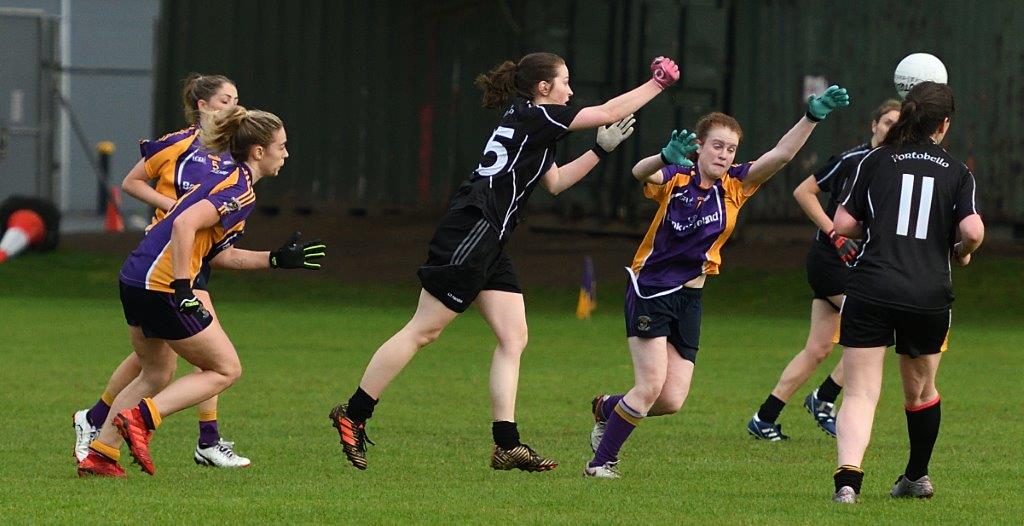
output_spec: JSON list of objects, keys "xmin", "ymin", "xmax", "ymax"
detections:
[
  {"xmin": 584, "ymin": 461, "xmax": 621, "ymax": 479},
  {"xmin": 73, "ymin": 409, "xmax": 99, "ymax": 462},
  {"xmin": 194, "ymin": 439, "xmax": 252, "ymax": 468}
]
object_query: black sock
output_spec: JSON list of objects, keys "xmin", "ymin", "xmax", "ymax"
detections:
[
  {"xmin": 817, "ymin": 375, "xmax": 842, "ymax": 403},
  {"xmin": 905, "ymin": 398, "xmax": 941, "ymax": 480},
  {"xmin": 346, "ymin": 387, "xmax": 378, "ymax": 423},
  {"xmin": 834, "ymin": 465, "xmax": 864, "ymax": 493},
  {"xmin": 757, "ymin": 394, "xmax": 786, "ymax": 423},
  {"xmin": 492, "ymin": 421, "xmax": 520, "ymax": 450}
]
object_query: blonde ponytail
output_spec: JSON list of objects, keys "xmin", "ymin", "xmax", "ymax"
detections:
[{"xmin": 200, "ymin": 106, "xmax": 282, "ymax": 162}]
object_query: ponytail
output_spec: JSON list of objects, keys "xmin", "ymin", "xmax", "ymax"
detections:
[
  {"xmin": 474, "ymin": 52, "xmax": 565, "ymax": 108},
  {"xmin": 200, "ymin": 106, "xmax": 282, "ymax": 162},
  {"xmin": 882, "ymin": 82, "xmax": 954, "ymax": 148},
  {"xmin": 475, "ymin": 61, "xmax": 518, "ymax": 109}
]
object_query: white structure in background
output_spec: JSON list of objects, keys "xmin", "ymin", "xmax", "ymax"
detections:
[{"xmin": 0, "ymin": 0, "xmax": 159, "ymax": 230}]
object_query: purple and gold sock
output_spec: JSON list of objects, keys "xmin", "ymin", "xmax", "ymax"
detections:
[
  {"xmin": 86, "ymin": 391, "xmax": 115, "ymax": 427},
  {"xmin": 89, "ymin": 439, "xmax": 121, "ymax": 462},
  {"xmin": 137, "ymin": 398, "xmax": 162, "ymax": 430},
  {"xmin": 590, "ymin": 398, "xmax": 644, "ymax": 467},
  {"xmin": 600, "ymin": 394, "xmax": 624, "ymax": 421},
  {"xmin": 198, "ymin": 410, "xmax": 220, "ymax": 447}
]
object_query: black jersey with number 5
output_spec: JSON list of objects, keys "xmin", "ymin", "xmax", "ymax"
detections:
[
  {"xmin": 447, "ymin": 98, "xmax": 581, "ymax": 240},
  {"xmin": 840, "ymin": 142, "xmax": 979, "ymax": 312}
]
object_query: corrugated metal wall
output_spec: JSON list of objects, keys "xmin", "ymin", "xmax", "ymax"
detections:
[
  {"xmin": 155, "ymin": 0, "xmax": 1023, "ymax": 222},
  {"xmin": 729, "ymin": 0, "xmax": 1024, "ymax": 223}
]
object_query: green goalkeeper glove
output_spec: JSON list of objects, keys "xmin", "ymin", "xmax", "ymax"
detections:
[
  {"xmin": 805, "ymin": 85, "xmax": 850, "ymax": 122},
  {"xmin": 660, "ymin": 129, "xmax": 698, "ymax": 167}
]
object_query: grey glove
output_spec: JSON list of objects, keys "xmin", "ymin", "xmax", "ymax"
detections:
[{"xmin": 594, "ymin": 114, "xmax": 637, "ymax": 155}]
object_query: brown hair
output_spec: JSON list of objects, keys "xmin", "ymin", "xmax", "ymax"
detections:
[
  {"xmin": 688, "ymin": 112, "xmax": 743, "ymax": 164},
  {"xmin": 474, "ymin": 52, "xmax": 565, "ymax": 109},
  {"xmin": 694, "ymin": 112, "xmax": 744, "ymax": 142},
  {"xmin": 200, "ymin": 106, "xmax": 283, "ymax": 162},
  {"xmin": 882, "ymin": 82, "xmax": 954, "ymax": 148},
  {"xmin": 872, "ymin": 98, "xmax": 902, "ymax": 123},
  {"xmin": 181, "ymin": 73, "xmax": 235, "ymax": 125}
]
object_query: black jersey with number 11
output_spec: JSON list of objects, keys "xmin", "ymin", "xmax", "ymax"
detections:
[
  {"xmin": 447, "ymin": 98, "xmax": 581, "ymax": 240},
  {"xmin": 840, "ymin": 141, "xmax": 979, "ymax": 312}
]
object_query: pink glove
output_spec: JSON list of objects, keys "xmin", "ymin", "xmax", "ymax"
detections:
[{"xmin": 650, "ymin": 56, "xmax": 679, "ymax": 89}]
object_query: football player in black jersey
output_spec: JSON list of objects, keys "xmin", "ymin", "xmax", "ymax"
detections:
[
  {"xmin": 748, "ymin": 100, "xmax": 901, "ymax": 441},
  {"xmin": 830, "ymin": 82, "xmax": 984, "ymax": 503},
  {"xmin": 330, "ymin": 52, "xmax": 680, "ymax": 472}
]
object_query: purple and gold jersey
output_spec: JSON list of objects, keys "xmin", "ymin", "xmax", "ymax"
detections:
[
  {"xmin": 629, "ymin": 162, "xmax": 758, "ymax": 293},
  {"xmin": 119, "ymin": 164, "xmax": 256, "ymax": 292},
  {"xmin": 139, "ymin": 126, "xmax": 236, "ymax": 223}
]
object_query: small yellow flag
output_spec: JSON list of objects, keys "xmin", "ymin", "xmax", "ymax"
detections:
[{"xmin": 576, "ymin": 255, "xmax": 596, "ymax": 319}]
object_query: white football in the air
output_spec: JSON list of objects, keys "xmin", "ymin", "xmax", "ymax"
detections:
[{"xmin": 894, "ymin": 53, "xmax": 948, "ymax": 98}]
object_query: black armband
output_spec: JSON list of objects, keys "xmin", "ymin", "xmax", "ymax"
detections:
[
  {"xmin": 591, "ymin": 145, "xmax": 610, "ymax": 160},
  {"xmin": 804, "ymin": 110, "xmax": 823, "ymax": 123}
]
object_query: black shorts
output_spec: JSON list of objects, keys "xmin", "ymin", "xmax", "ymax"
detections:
[
  {"xmin": 193, "ymin": 261, "xmax": 213, "ymax": 291},
  {"xmin": 417, "ymin": 207, "xmax": 521, "ymax": 313},
  {"xmin": 624, "ymin": 283, "xmax": 702, "ymax": 363},
  {"xmin": 119, "ymin": 281, "xmax": 213, "ymax": 340},
  {"xmin": 838, "ymin": 295, "xmax": 950, "ymax": 358},
  {"xmin": 806, "ymin": 243, "xmax": 849, "ymax": 300}
]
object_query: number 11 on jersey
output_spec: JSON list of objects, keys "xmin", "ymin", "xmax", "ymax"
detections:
[{"xmin": 897, "ymin": 173, "xmax": 935, "ymax": 239}]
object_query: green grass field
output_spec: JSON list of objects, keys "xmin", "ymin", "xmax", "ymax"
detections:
[{"xmin": 1, "ymin": 251, "xmax": 1021, "ymax": 524}]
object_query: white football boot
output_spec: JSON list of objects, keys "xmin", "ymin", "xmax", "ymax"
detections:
[
  {"xmin": 194, "ymin": 439, "xmax": 252, "ymax": 468},
  {"xmin": 584, "ymin": 461, "xmax": 621, "ymax": 479},
  {"xmin": 73, "ymin": 409, "xmax": 99, "ymax": 462}
]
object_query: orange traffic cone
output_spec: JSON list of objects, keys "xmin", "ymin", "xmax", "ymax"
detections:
[
  {"xmin": 0, "ymin": 209, "xmax": 46, "ymax": 263},
  {"xmin": 105, "ymin": 186, "xmax": 124, "ymax": 232}
]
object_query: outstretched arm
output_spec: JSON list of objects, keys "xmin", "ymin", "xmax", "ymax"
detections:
[
  {"xmin": 210, "ymin": 247, "xmax": 270, "ymax": 270},
  {"xmin": 122, "ymin": 159, "xmax": 176, "ymax": 212},
  {"xmin": 542, "ymin": 115, "xmax": 637, "ymax": 195},
  {"xmin": 745, "ymin": 117, "xmax": 818, "ymax": 191},
  {"xmin": 540, "ymin": 158, "xmax": 596, "ymax": 196},
  {"xmin": 744, "ymin": 85, "xmax": 850, "ymax": 193},
  {"xmin": 632, "ymin": 154, "xmax": 666, "ymax": 184},
  {"xmin": 211, "ymin": 232, "xmax": 327, "ymax": 270},
  {"xmin": 631, "ymin": 129, "xmax": 698, "ymax": 183},
  {"xmin": 568, "ymin": 57, "xmax": 679, "ymax": 130}
]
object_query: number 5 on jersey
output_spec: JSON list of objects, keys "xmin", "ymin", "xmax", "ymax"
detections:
[
  {"xmin": 897, "ymin": 173, "xmax": 935, "ymax": 239},
  {"xmin": 476, "ymin": 126, "xmax": 515, "ymax": 177}
]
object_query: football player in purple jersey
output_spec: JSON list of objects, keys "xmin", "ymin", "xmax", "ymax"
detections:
[{"xmin": 586, "ymin": 86, "xmax": 850, "ymax": 478}]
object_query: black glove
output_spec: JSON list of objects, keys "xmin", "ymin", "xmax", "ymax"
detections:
[
  {"xmin": 171, "ymin": 278, "xmax": 210, "ymax": 319},
  {"xmin": 828, "ymin": 229, "xmax": 860, "ymax": 263},
  {"xmin": 270, "ymin": 231, "xmax": 326, "ymax": 270}
]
